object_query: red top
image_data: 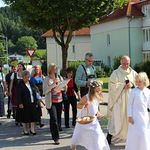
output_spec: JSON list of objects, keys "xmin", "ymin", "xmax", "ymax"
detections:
[{"xmin": 67, "ymin": 79, "xmax": 76, "ymax": 97}]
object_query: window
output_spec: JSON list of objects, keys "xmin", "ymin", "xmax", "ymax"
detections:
[
  {"xmin": 142, "ymin": 4, "xmax": 150, "ymax": 17},
  {"xmin": 143, "ymin": 28, "xmax": 150, "ymax": 42},
  {"xmin": 72, "ymin": 45, "xmax": 75, "ymax": 53},
  {"xmin": 143, "ymin": 53, "xmax": 150, "ymax": 62},
  {"xmin": 107, "ymin": 34, "xmax": 110, "ymax": 46}
]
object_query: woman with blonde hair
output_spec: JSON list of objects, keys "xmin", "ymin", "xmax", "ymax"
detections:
[
  {"xmin": 71, "ymin": 80, "xmax": 110, "ymax": 150},
  {"xmin": 43, "ymin": 63, "xmax": 65, "ymax": 145},
  {"xmin": 125, "ymin": 72, "xmax": 150, "ymax": 150}
]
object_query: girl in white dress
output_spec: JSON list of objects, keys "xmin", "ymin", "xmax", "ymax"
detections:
[
  {"xmin": 125, "ymin": 72, "xmax": 150, "ymax": 150},
  {"xmin": 71, "ymin": 81, "xmax": 110, "ymax": 150}
]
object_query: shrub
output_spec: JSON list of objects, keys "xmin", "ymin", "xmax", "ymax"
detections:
[
  {"xmin": 134, "ymin": 61, "xmax": 150, "ymax": 78},
  {"xmin": 113, "ymin": 56, "xmax": 122, "ymax": 70}
]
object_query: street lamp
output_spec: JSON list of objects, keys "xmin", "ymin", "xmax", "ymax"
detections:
[{"xmin": 0, "ymin": 35, "xmax": 9, "ymax": 71}]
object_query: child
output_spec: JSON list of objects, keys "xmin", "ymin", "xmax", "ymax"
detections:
[
  {"xmin": 125, "ymin": 72, "xmax": 150, "ymax": 150},
  {"xmin": 71, "ymin": 80, "xmax": 110, "ymax": 150}
]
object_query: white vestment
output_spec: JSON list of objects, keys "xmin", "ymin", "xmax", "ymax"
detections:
[
  {"xmin": 71, "ymin": 95, "xmax": 110, "ymax": 150},
  {"xmin": 125, "ymin": 87, "xmax": 150, "ymax": 150},
  {"xmin": 107, "ymin": 66, "xmax": 137, "ymax": 143}
]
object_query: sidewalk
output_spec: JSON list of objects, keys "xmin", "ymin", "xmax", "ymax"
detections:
[{"xmin": 0, "ymin": 96, "xmax": 125, "ymax": 150}]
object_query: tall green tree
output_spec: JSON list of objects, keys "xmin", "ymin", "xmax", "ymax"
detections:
[
  {"xmin": 0, "ymin": 7, "xmax": 46, "ymax": 51},
  {"xmin": 0, "ymin": 41, "xmax": 6, "ymax": 65},
  {"xmin": 3, "ymin": 0, "xmax": 126, "ymax": 69},
  {"xmin": 16, "ymin": 36, "xmax": 37, "ymax": 55}
]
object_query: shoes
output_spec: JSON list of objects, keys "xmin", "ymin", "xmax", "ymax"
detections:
[
  {"xmin": 40, "ymin": 124, "xmax": 45, "ymax": 128},
  {"xmin": 65, "ymin": 125, "xmax": 70, "ymax": 128},
  {"xmin": 22, "ymin": 131, "xmax": 29, "ymax": 136},
  {"xmin": 72, "ymin": 123, "xmax": 76, "ymax": 127},
  {"xmin": 106, "ymin": 133, "xmax": 112, "ymax": 145},
  {"xmin": 7, "ymin": 114, "xmax": 11, "ymax": 119},
  {"xmin": 15, "ymin": 122, "xmax": 19, "ymax": 126},
  {"xmin": 30, "ymin": 130, "xmax": 37, "ymax": 135},
  {"xmin": 54, "ymin": 140, "xmax": 60, "ymax": 145},
  {"xmin": 12, "ymin": 114, "xmax": 16, "ymax": 119},
  {"xmin": 59, "ymin": 127, "xmax": 63, "ymax": 131}
]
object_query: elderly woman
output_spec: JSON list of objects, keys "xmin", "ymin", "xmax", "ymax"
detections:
[
  {"xmin": 17, "ymin": 70, "xmax": 39, "ymax": 135},
  {"xmin": 43, "ymin": 63, "xmax": 66, "ymax": 145}
]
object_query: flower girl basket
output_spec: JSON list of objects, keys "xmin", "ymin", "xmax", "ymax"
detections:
[{"xmin": 76, "ymin": 107, "xmax": 95, "ymax": 124}]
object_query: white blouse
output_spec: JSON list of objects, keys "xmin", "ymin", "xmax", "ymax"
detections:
[{"xmin": 25, "ymin": 82, "xmax": 34, "ymax": 103}]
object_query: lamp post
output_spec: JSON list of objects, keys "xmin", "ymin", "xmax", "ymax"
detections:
[{"xmin": 0, "ymin": 35, "xmax": 9, "ymax": 71}]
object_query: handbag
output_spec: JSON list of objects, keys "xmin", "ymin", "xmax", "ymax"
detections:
[{"xmin": 61, "ymin": 90, "xmax": 68, "ymax": 101}]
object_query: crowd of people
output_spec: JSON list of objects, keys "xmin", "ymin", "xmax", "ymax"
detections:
[{"xmin": 0, "ymin": 52, "xmax": 150, "ymax": 150}]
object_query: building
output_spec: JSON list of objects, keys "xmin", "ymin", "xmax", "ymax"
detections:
[
  {"xmin": 42, "ymin": 28, "xmax": 91, "ymax": 69},
  {"xmin": 91, "ymin": 0, "xmax": 150, "ymax": 68},
  {"xmin": 9, "ymin": 54, "xmax": 24, "ymax": 62}
]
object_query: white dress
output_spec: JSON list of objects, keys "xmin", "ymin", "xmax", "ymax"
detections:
[
  {"xmin": 125, "ymin": 87, "xmax": 150, "ymax": 150},
  {"xmin": 71, "ymin": 95, "xmax": 110, "ymax": 150}
]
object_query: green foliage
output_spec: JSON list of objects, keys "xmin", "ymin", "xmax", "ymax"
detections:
[
  {"xmin": 16, "ymin": 36, "xmax": 37, "ymax": 55},
  {"xmin": 100, "ymin": 115, "xmax": 108, "ymax": 127},
  {"xmin": 113, "ymin": 56, "xmax": 122, "ymax": 70},
  {"xmin": 3, "ymin": 0, "xmax": 127, "ymax": 69},
  {"xmin": 10, "ymin": 59, "xmax": 18, "ymax": 67},
  {"xmin": 113, "ymin": 0, "xmax": 129, "ymax": 8},
  {"xmin": 96, "ymin": 67, "xmax": 105, "ymax": 78},
  {"xmin": 68, "ymin": 60, "xmax": 83, "ymax": 71},
  {"xmin": 67, "ymin": 61, "xmax": 112, "ymax": 78},
  {"xmin": 0, "ymin": 41, "xmax": 6, "ymax": 65},
  {"xmin": 0, "ymin": 7, "xmax": 46, "ymax": 54},
  {"xmin": 96, "ymin": 65, "xmax": 112, "ymax": 78},
  {"xmin": 134, "ymin": 61, "xmax": 150, "ymax": 79},
  {"xmin": 34, "ymin": 49, "xmax": 46, "ymax": 59},
  {"xmin": 97, "ymin": 77, "xmax": 109, "ymax": 92}
]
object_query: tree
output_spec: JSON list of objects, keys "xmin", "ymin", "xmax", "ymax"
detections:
[
  {"xmin": 0, "ymin": 7, "xmax": 46, "ymax": 50},
  {"xmin": 3, "ymin": 0, "xmax": 127, "ymax": 70},
  {"xmin": 0, "ymin": 41, "xmax": 6, "ymax": 65},
  {"xmin": 16, "ymin": 36, "xmax": 37, "ymax": 55}
]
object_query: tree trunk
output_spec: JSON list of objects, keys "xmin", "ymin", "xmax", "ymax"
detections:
[{"xmin": 61, "ymin": 44, "xmax": 68, "ymax": 71}]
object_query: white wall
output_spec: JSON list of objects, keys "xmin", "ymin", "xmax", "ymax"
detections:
[
  {"xmin": 90, "ymin": 17, "xmax": 143, "ymax": 67},
  {"xmin": 46, "ymin": 36, "xmax": 91, "ymax": 69}
]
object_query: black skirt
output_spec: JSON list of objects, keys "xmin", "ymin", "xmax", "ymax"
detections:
[{"xmin": 16, "ymin": 104, "xmax": 40, "ymax": 123}]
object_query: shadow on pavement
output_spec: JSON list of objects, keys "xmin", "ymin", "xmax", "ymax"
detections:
[
  {"xmin": 45, "ymin": 145, "xmax": 86, "ymax": 150},
  {"xmin": 0, "ymin": 117, "xmax": 74, "ymax": 149}
]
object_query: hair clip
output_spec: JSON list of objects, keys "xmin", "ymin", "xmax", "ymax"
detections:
[{"xmin": 89, "ymin": 80, "xmax": 103, "ymax": 88}]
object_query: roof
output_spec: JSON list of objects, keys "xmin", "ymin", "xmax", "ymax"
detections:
[
  {"xmin": 42, "ymin": 27, "xmax": 90, "ymax": 38},
  {"xmin": 99, "ymin": 0, "xmax": 149, "ymax": 24}
]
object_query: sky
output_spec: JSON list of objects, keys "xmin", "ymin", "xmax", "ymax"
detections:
[{"xmin": 0, "ymin": 0, "xmax": 6, "ymax": 8}]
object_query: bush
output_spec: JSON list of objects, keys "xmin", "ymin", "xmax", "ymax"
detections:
[
  {"xmin": 68, "ymin": 60, "xmax": 83, "ymax": 70},
  {"xmin": 67, "ymin": 60, "xmax": 112, "ymax": 78},
  {"xmin": 134, "ymin": 61, "xmax": 150, "ymax": 78},
  {"xmin": 113, "ymin": 56, "xmax": 122, "ymax": 70},
  {"xmin": 96, "ymin": 67, "xmax": 105, "ymax": 78}
]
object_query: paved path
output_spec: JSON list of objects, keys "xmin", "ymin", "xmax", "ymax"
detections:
[{"xmin": 0, "ymin": 95, "xmax": 125, "ymax": 150}]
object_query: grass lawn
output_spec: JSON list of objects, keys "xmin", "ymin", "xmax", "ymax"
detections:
[
  {"xmin": 100, "ymin": 116, "xmax": 108, "ymax": 128},
  {"xmin": 97, "ymin": 77, "xmax": 109, "ymax": 92}
]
